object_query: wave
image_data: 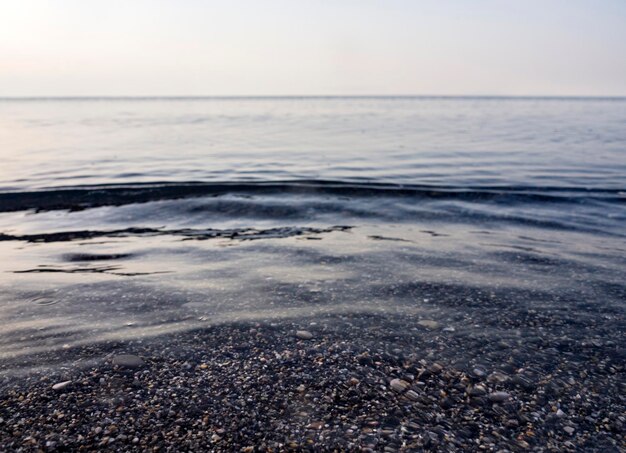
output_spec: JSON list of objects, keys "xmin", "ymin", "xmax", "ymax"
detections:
[
  {"xmin": 0, "ymin": 180, "xmax": 623, "ymax": 213},
  {"xmin": 0, "ymin": 225, "xmax": 352, "ymax": 243}
]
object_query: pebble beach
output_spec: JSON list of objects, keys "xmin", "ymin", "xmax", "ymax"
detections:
[{"xmin": 1, "ymin": 308, "xmax": 623, "ymax": 452}]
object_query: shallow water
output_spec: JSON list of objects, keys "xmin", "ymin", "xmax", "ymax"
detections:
[{"xmin": 0, "ymin": 97, "xmax": 624, "ymax": 373}]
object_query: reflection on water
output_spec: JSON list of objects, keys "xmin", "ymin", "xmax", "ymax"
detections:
[
  {"xmin": 1, "ymin": 213, "xmax": 623, "ymax": 370},
  {"xmin": 0, "ymin": 98, "xmax": 624, "ymax": 378},
  {"xmin": 1, "ymin": 97, "xmax": 625, "ymax": 190}
]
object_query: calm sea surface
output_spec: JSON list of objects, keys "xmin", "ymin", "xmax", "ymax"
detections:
[
  {"xmin": 1, "ymin": 97, "xmax": 625, "ymax": 190},
  {"xmin": 0, "ymin": 97, "xmax": 624, "ymax": 375}
]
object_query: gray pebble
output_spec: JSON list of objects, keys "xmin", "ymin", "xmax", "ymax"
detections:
[
  {"xmin": 418, "ymin": 320, "xmax": 439, "ymax": 329},
  {"xmin": 488, "ymin": 391, "xmax": 511, "ymax": 402},
  {"xmin": 390, "ymin": 379, "xmax": 409, "ymax": 392},
  {"xmin": 295, "ymin": 330, "xmax": 313, "ymax": 340},
  {"xmin": 112, "ymin": 354, "xmax": 145, "ymax": 369},
  {"xmin": 472, "ymin": 367, "xmax": 487, "ymax": 378},
  {"xmin": 406, "ymin": 390, "xmax": 419, "ymax": 401}
]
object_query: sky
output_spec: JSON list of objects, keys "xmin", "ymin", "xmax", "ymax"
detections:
[{"xmin": 1, "ymin": 0, "xmax": 625, "ymax": 97}]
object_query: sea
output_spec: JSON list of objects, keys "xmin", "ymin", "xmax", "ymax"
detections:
[{"xmin": 0, "ymin": 96, "xmax": 624, "ymax": 376}]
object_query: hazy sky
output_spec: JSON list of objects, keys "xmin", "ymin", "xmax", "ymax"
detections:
[{"xmin": 1, "ymin": 0, "xmax": 625, "ymax": 96}]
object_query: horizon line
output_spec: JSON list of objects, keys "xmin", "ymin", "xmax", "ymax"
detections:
[{"xmin": 1, "ymin": 94, "xmax": 626, "ymax": 101}]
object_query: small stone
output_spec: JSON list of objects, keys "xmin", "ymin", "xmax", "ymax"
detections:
[
  {"xmin": 348, "ymin": 377, "xmax": 360, "ymax": 386},
  {"xmin": 296, "ymin": 384, "xmax": 306, "ymax": 392},
  {"xmin": 112, "ymin": 354, "xmax": 145, "ymax": 369},
  {"xmin": 390, "ymin": 379, "xmax": 410, "ymax": 392},
  {"xmin": 406, "ymin": 390, "xmax": 419, "ymax": 401},
  {"xmin": 468, "ymin": 385, "xmax": 486, "ymax": 396},
  {"xmin": 52, "ymin": 381, "xmax": 71, "ymax": 391},
  {"xmin": 418, "ymin": 320, "xmax": 439, "ymax": 329},
  {"xmin": 295, "ymin": 330, "xmax": 313, "ymax": 340},
  {"xmin": 506, "ymin": 419, "xmax": 519, "ymax": 428},
  {"xmin": 488, "ymin": 391, "xmax": 510, "ymax": 402},
  {"xmin": 564, "ymin": 426, "xmax": 575, "ymax": 435},
  {"xmin": 472, "ymin": 367, "xmax": 487, "ymax": 378},
  {"xmin": 487, "ymin": 371, "xmax": 509, "ymax": 384},
  {"xmin": 307, "ymin": 421, "xmax": 324, "ymax": 430},
  {"xmin": 440, "ymin": 397, "xmax": 454, "ymax": 409},
  {"xmin": 429, "ymin": 363, "xmax": 443, "ymax": 374},
  {"xmin": 556, "ymin": 409, "xmax": 565, "ymax": 418}
]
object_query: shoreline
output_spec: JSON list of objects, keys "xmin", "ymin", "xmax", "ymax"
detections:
[{"xmin": 1, "ymin": 313, "xmax": 622, "ymax": 451}]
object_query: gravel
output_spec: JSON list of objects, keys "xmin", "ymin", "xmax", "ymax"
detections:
[{"xmin": 0, "ymin": 311, "xmax": 623, "ymax": 451}]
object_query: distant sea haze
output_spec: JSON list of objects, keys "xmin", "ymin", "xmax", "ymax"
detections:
[{"xmin": 0, "ymin": 96, "xmax": 624, "ymax": 191}]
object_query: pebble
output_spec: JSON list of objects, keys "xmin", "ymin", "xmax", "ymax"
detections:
[
  {"xmin": 52, "ymin": 381, "xmax": 71, "ymax": 391},
  {"xmin": 112, "ymin": 354, "xmax": 145, "ymax": 369},
  {"xmin": 488, "ymin": 391, "xmax": 510, "ymax": 402},
  {"xmin": 295, "ymin": 330, "xmax": 313, "ymax": 340},
  {"xmin": 564, "ymin": 426, "xmax": 575, "ymax": 435},
  {"xmin": 472, "ymin": 367, "xmax": 487, "ymax": 378},
  {"xmin": 405, "ymin": 390, "xmax": 419, "ymax": 401},
  {"xmin": 468, "ymin": 384, "xmax": 486, "ymax": 396},
  {"xmin": 418, "ymin": 320, "xmax": 439, "ymax": 329},
  {"xmin": 307, "ymin": 421, "xmax": 324, "ymax": 430},
  {"xmin": 487, "ymin": 371, "xmax": 509, "ymax": 384},
  {"xmin": 390, "ymin": 379, "xmax": 410, "ymax": 392},
  {"xmin": 429, "ymin": 363, "xmax": 443, "ymax": 374}
]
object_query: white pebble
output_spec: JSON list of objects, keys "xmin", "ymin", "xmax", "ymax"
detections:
[{"xmin": 52, "ymin": 381, "xmax": 71, "ymax": 391}]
